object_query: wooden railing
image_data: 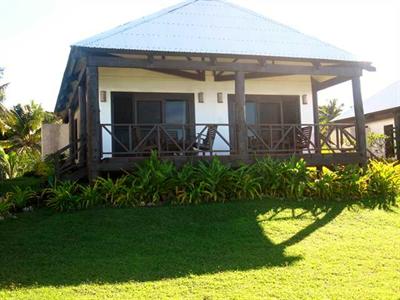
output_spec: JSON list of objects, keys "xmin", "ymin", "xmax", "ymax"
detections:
[
  {"xmin": 247, "ymin": 123, "xmax": 357, "ymax": 154},
  {"xmin": 100, "ymin": 123, "xmax": 358, "ymax": 157},
  {"xmin": 50, "ymin": 138, "xmax": 86, "ymax": 177},
  {"xmin": 101, "ymin": 123, "xmax": 235, "ymax": 156}
]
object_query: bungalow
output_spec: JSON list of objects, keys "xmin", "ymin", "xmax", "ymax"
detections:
[
  {"xmin": 335, "ymin": 81, "xmax": 400, "ymax": 159},
  {"xmin": 51, "ymin": 0, "xmax": 375, "ymax": 180}
]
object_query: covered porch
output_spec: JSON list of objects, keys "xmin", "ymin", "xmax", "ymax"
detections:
[{"xmin": 54, "ymin": 48, "xmax": 374, "ymax": 180}]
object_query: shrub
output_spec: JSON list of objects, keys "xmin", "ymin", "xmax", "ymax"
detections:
[
  {"xmin": 362, "ymin": 160, "xmax": 400, "ymax": 204},
  {"xmin": 0, "ymin": 197, "xmax": 11, "ymax": 218},
  {"xmin": 173, "ymin": 163, "xmax": 204, "ymax": 205},
  {"xmin": 5, "ymin": 186, "xmax": 35, "ymax": 210},
  {"xmin": 127, "ymin": 152, "xmax": 176, "ymax": 205},
  {"xmin": 194, "ymin": 158, "xmax": 235, "ymax": 203},
  {"xmin": 96, "ymin": 177, "xmax": 127, "ymax": 206},
  {"xmin": 46, "ymin": 181, "xmax": 80, "ymax": 212},
  {"xmin": 79, "ymin": 184, "xmax": 102, "ymax": 209},
  {"xmin": 231, "ymin": 164, "xmax": 262, "ymax": 201},
  {"xmin": 307, "ymin": 166, "xmax": 363, "ymax": 202},
  {"xmin": 254, "ymin": 157, "xmax": 308, "ymax": 200}
]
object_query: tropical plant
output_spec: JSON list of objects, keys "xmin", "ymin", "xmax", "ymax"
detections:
[
  {"xmin": 127, "ymin": 151, "xmax": 176, "ymax": 205},
  {"xmin": 0, "ymin": 101, "xmax": 58, "ymax": 156},
  {"xmin": 5, "ymin": 187, "xmax": 36, "ymax": 209},
  {"xmin": 367, "ymin": 132, "xmax": 388, "ymax": 157},
  {"xmin": 0, "ymin": 147, "xmax": 41, "ymax": 179},
  {"xmin": 173, "ymin": 163, "xmax": 204, "ymax": 205},
  {"xmin": 79, "ymin": 184, "xmax": 102, "ymax": 209},
  {"xmin": 232, "ymin": 164, "xmax": 262, "ymax": 201},
  {"xmin": 319, "ymin": 99, "xmax": 344, "ymax": 124},
  {"xmin": 362, "ymin": 160, "xmax": 400, "ymax": 204},
  {"xmin": 194, "ymin": 158, "xmax": 235, "ymax": 203},
  {"xmin": 0, "ymin": 197, "xmax": 11, "ymax": 218},
  {"xmin": 46, "ymin": 181, "xmax": 80, "ymax": 212},
  {"xmin": 96, "ymin": 176, "xmax": 127, "ymax": 206}
]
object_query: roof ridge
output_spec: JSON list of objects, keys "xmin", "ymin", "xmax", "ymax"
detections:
[{"xmin": 74, "ymin": 0, "xmax": 198, "ymax": 46}]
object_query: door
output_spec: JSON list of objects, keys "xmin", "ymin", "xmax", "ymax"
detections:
[
  {"xmin": 111, "ymin": 92, "xmax": 134, "ymax": 154},
  {"xmin": 228, "ymin": 95, "xmax": 300, "ymax": 150},
  {"xmin": 111, "ymin": 92, "xmax": 195, "ymax": 155}
]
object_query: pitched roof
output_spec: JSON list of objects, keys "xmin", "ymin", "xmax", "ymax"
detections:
[
  {"xmin": 336, "ymin": 81, "xmax": 400, "ymax": 121},
  {"xmin": 75, "ymin": 0, "xmax": 359, "ymax": 62}
]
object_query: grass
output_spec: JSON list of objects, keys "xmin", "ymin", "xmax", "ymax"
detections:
[{"xmin": 0, "ymin": 199, "xmax": 399, "ymax": 299}]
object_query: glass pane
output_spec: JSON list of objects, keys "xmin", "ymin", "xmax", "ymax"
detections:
[
  {"xmin": 165, "ymin": 100, "xmax": 187, "ymax": 141},
  {"xmin": 246, "ymin": 102, "xmax": 257, "ymax": 125},
  {"xmin": 165, "ymin": 100, "xmax": 187, "ymax": 124},
  {"xmin": 259, "ymin": 102, "xmax": 281, "ymax": 124},
  {"xmin": 137, "ymin": 101, "xmax": 162, "ymax": 124}
]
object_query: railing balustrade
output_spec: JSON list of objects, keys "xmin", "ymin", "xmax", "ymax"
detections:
[{"xmin": 100, "ymin": 123, "xmax": 357, "ymax": 157}]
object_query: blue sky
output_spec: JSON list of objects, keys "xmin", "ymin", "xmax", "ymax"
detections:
[{"xmin": 1, "ymin": 0, "xmax": 399, "ymax": 111}]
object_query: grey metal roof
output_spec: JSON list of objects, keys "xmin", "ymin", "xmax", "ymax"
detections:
[
  {"xmin": 335, "ymin": 81, "xmax": 400, "ymax": 121},
  {"xmin": 75, "ymin": 0, "xmax": 359, "ymax": 62}
]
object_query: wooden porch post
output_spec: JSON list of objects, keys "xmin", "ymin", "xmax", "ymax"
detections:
[
  {"xmin": 235, "ymin": 71, "xmax": 248, "ymax": 159},
  {"xmin": 311, "ymin": 77, "xmax": 321, "ymax": 153},
  {"xmin": 68, "ymin": 108, "xmax": 74, "ymax": 147},
  {"xmin": 78, "ymin": 85, "xmax": 87, "ymax": 166},
  {"xmin": 352, "ymin": 77, "xmax": 367, "ymax": 163},
  {"xmin": 394, "ymin": 110, "xmax": 400, "ymax": 160},
  {"xmin": 86, "ymin": 66, "xmax": 101, "ymax": 181}
]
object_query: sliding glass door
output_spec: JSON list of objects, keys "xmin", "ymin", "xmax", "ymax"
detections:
[{"xmin": 111, "ymin": 92, "xmax": 194, "ymax": 155}]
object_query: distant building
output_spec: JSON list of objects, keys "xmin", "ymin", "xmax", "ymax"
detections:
[{"xmin": 335, "ymin": 81, "xmax": 400, "ymax": 158}]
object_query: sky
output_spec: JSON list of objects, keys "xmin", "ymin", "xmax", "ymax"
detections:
[{"xmin": 0, "ymin": 0, "xmax": 399, "ymax": 112}]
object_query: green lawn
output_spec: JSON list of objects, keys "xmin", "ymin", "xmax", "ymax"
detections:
[{"xmin": 0, "ymin": 200, "xmax": 399, "ymax": 299}]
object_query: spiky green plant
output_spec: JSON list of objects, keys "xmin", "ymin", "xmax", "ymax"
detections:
[
  {"xmin": 46, "ymin": 181, "xmax": 80, "ymax": 212},
  {"xmin": 5, "ymin": 186, "xmax": 35, "ymax": 209}
]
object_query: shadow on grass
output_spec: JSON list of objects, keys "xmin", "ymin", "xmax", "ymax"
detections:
[{"xmin": 0, "ymin": 200, "xmax": 350, "ymax": 288}]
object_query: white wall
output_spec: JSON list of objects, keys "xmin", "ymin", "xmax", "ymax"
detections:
[
  {"xmin": 366, "ymin": 117, "xmax": 394, "ymax": 135},
  {"xmin": 98, "ymin": 68, "xmax": 314, "ymax": 157},
  {"xmin": 41, "ymin": 123, "xmax": 69, "ymax": 157}
]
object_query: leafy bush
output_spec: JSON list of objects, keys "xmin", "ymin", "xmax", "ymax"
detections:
[
  {"xmin": 0, "ymin": 197, "xmax": 11, "ymax": 218},
  {"xmin": 45, "ymin": 181, "xmax": 80, "ymax": 212},
  {"xmin": 127, "ymin": 152, "xmax": 176, "ymax": 205},
  {"xmin": 362, "ymin": 160, "xmax": 400, "ymax": 204},
  {"xmin": 96, "ymin": 177, "xmax": 127, "ymax": 206},
  {"xmin": 231, "ymin": 164, "xmax": 262, "ymax": 201},
  {"xmin": 254, "ymin": 157, "xmax": 308, "ymax": 200},
  {"xmin": 40, "ymin": 157, "xmax": 400, "ymax": 213},
  {"xmin": 5, "ymin": 186, "xmax": 35, "ymax": 210},
  {"xmin": 307, "ymin": 166, "xmax": 363, "ymax": 202},
  {"xmin": 78, "ymin": 184, "xmax": 102, "ymax": 209}
]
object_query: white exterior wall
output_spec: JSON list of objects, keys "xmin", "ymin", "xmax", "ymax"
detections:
[
  {"xmin": 98, "ymin": 68, "xmax": 314, "ymax": 157},
  {"xmin": 366, "ymin": 118, "xmax": 394, "ymax": 135}
]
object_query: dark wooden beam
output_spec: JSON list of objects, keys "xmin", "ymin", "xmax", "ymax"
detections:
[
  {"xmin": 98, "ymin": 153, "xmax": 365, "ymax": 171},
  {"xmin": 311, "ymin": 77, "xmax": 321, "ymax": 153},
  {"xmin": 88, "ymin": 55, "xmax": 363, "ymax": 77},
  {"xmin": 148, "ymin": 68, "xmax": 206, "ymax": 81},
  {"xmin": 86, "ymin": 66, "xmax": 101, "ymax": 181},
  {"xmin": 80, "ymin": 46, "xmax": 375, "ymax": 70},
  {"xmin": 315, "ymin": 76, "xmax": 351, "ymax": 91},
  {"xmin": 214, "ymin": 72, "xmax": 290, "ymax": 81},
  {"xmin": 352, "ymin": 77, "xmax": 367, "ymax": 163},
  {"xmin": 68, "ymin": 108, "xmax": 74, "ymax": 147},
  {"xmin": 394, "ymin": 110, "xmax": 400, "ymax": 160},
  {"xmin": 78, "ymin": 85, "xmax": 87, "ymax": 166},
  {"xmin": 235, "ymin": 71, "xmax": 248, "ymax": 158}
]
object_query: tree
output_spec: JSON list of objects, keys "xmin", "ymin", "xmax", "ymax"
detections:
[
  {"xmin": 0, "ymin": 101, "xmax": 56, "ymax": 156},
  {"xmin": 318, "ymin": 99, "xmax": 344, "ymax": 124},
  {"xmin": 0, "ymin": 67, "xmax": 9, "ymax": 103}
]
